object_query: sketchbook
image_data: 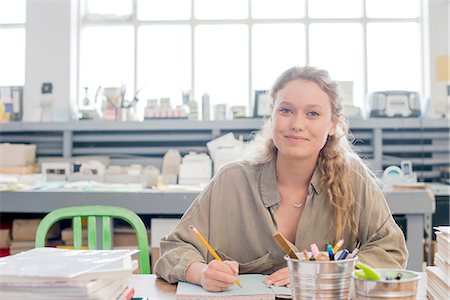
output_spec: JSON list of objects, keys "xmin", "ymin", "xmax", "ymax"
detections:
[
  {"xmin": 176, "ymin": 274, "xmax": 292, "ymax": 299},
  {"xmin": 0, "ymin": 248, "xmax": 137, "ymax": 299},
  {"xmin": 0, "ymin": 247, "xmax": 138, "ymax": 281}
]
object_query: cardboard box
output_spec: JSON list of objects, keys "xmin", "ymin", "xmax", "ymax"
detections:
[
  {"xmin": 9, "ymin": 240, "xmax": 35, "ymax": 255},
  {"xmin": 0, "ymin": 165, "xmax": 37, "ymax": 175},
  {"xmin": 0, "ymin": 143, "xmax": 36, "ymax": 167},
  {"xmin": 113, "ymin": 227, "xmax": 151, "ymax": 247},
  {"xmin": 12, "ymin": 219, "xmax": 59, "ymax": 241},
  {"xmin": 61, "ymin": 228, "xmax": 88, "ymax": 246},
  {"xmin": 0, "ymin": 229, "xmax": 11, "ymax": 248}
]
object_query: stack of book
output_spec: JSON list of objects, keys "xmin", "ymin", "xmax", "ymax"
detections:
[
  {"xmin": 0, "ymin": 247, "xmax": 138, "ymax": 299},
  {"xmin": 426, "ymin": 226, "xmax": 450, "ymax": 300}
]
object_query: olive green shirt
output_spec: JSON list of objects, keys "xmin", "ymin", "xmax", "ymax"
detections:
[{"xmin": 155, "ymin": 157, "xmax": 408, "ymax": 283}]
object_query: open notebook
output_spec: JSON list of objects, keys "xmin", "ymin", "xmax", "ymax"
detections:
[{"xmin": 176, "ymin": 274, "xmax": 292, "ymax": 299}]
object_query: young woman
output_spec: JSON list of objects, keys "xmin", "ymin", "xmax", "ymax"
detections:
[{"xmin": 154, "ymin": 66, "xmax": 407, "ymax": 292}]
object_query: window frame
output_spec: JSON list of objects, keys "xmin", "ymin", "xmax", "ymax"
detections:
[
  {"xmin": 78, "ymin": 0, "xmax": 426, "ymax": 113},
  {"xmin": 0, "ymin": 10, "xmax": 27, "ymax": 86}
]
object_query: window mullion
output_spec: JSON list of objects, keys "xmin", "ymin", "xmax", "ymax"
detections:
[
  {"xmin": 248, "ymin": 0, "xmax": 252, "ymax": 113},
  {"xmin": 362, "ymin": 0, "xmax": 368, "ymax": 109},
  {"xmin": 305, "ymin": 0, "xmax": 310, "ymax": 64},
  {"xmin": 133, "ymin": 0, "xmax": 138, "ymax": 96},
  {"xmin": 191, "ymin": 0, "xmax": 195, "ymax": 103}
]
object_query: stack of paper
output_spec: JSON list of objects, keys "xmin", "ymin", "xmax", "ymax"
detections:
[
  {"xmin": 0, "ymin": 247, "xmax": 138, "ymax": 300},
  {"xmin": 176, "ymin": 274, "xmax": 291, "ymax": 299},
  {"xmin": 426, "ymin": 226, "xmax": 450, "ymax": 300}
]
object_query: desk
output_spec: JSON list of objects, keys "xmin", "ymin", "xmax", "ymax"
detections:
[
  {"xmin": 0, "ymin": 189, "xmax": 434, "ymax": 271},
  {"xmin": 385, "ymin": 190, "xmax": 435, "ymax": 271},
  {"xmin": 129, "ymin": 274, "xmax": 428, "ymax": 300}
]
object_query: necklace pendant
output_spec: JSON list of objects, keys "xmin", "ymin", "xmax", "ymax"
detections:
[{"xmin": 292, "ymin": 202, "xmax": 303, "ymax": 208}]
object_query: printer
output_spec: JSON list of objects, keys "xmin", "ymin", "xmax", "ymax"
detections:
[{"xmin": 369, "ymin": 90, "xmax": 421, "ymax": 117}]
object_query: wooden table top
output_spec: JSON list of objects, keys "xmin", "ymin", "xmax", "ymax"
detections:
[{"xmin": 129, "ymin": 273, "xmax": 428, "ymax": 300}]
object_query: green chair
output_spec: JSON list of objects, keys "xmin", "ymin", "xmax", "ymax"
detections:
[{"xmin": 35, "ymin": 205, "xmax": 150, "ymax": 274}]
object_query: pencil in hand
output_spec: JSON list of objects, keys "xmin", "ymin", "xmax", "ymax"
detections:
[{"xmin": 189, "ymin": 225, "xmax": 243, "ymax": 288}]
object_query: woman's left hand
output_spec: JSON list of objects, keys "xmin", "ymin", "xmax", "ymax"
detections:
[{"xmin": 264, "ymin": 267, "xmax": 291, "ymax": 287}]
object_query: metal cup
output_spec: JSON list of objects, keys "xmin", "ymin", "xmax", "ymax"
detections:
[
  {"xmin": 285, "ymin": 252, "xmax": 357, "ymax": 300},
  {"xmin": 353, "ymin": 269, "xmax": 421, "ymax": 299}
]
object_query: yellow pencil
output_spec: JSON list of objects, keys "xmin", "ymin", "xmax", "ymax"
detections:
[{"xmin": 190, "ymin": 225, "xmax": 243, "ymax": 288}]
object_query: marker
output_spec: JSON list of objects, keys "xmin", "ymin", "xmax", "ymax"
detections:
[
  {"xmin": 327, "ymin": 244, "xmax": 335, "ymax": 260},
  {"xmin": 310, "ymin": 243, "xmax": 319, "ymax": 261},
  {"xmin": 302, "ymin": 249, "xmax": 310, "ymax": 262},
  {"xmin": 332, "ymin": 239, "xmax": 344, "ymax": 253},
  {"xmin": 337, "ymin": 249, "xmax": 349, "ymax": 260},
  {"xmin": 348, "ymin": 248, "xmax": 360, "ymax": 259}
]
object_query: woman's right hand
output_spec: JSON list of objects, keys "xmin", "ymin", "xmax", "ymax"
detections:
[{"xmin": 187, "ymin": 260, "xmax": 240, "ymax": 292}]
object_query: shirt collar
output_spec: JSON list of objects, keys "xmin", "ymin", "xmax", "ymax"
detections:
[
  {"xmin": 310, "ymin": 165, "xmax": 322, "ymax": 194},
  {"xmin": 260, "ymin": 156, "xmax": 323, "ymax": 208}
]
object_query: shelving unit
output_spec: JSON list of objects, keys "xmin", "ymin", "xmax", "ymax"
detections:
[
  {"xmin": 0, "ymin": 118, "xmax": 447, "ymax": 270},
  {"xmin": 1, "ymin": 118, "xmax": 448, "ymax": 181}
]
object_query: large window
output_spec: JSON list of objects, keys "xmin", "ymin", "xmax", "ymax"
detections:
[
  {"xmin": 0, "ymin": 0, "xmax": 26, "ymax": 86},
  {"xmin": 79, "ymin": 0, "xmax": 424, "ymax": 116}
]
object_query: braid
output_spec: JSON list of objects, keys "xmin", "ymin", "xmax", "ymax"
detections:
[{"xmin": 318, "ymin": 132, "xmax": 358, "ymax": 241}]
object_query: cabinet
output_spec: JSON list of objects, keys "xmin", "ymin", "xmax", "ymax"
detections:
[{"xmin": 1, "ymin": 118, "xmax": 447, "ymax": 271}]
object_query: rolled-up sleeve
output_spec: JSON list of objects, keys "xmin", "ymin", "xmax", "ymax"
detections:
[
  {"xmin": 154, "ymin": 181, "xmax": 215, "ymax": 283},
  {"xmin": 354, "ymin": 165, "xmax": 408, "ymax": 269}
]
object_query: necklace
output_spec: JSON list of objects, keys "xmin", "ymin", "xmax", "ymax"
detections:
[{"xmin": 291, "ymin": 201, "xmax": 304, "ymax": 208}]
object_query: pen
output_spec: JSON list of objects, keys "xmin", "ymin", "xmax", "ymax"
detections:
[
  {"xmin": 327, "ymin": 244, "xmax": 335, "ymax": 260},
  {"xmin": 332, "ymin": 239, "xmax": 344, "ymax": 253},
  {"xmin": 348, "ymin": 247, "xmax": 359, "ymax": 259},
  {"xmin": 190, "ymin": 225, "xmax": 243, "ymax": 288},
  {"xmin": 337, "ymin": 249, "xmax": 349, "ymax": 260}
]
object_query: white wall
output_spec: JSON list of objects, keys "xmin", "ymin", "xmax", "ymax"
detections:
[
  {"xmin": 427, "ymin": 0, "xmax": 449, "ymax": 118},
  {"xmin": 21, "ymin": 1, "xmax": 448, "ymax": 120},
  {"xmin": 23, "ymin": 0, "xmax": 77, "ymax": 121}
]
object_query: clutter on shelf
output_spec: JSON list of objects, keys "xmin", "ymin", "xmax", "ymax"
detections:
[{"xmin": 0, "ymin": 131, "xmax": 253, "ymax": 191}]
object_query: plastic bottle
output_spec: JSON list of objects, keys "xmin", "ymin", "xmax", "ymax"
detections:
[{"xmin": 202, "ymin": 92, "xmax": 210, "ymax": 121}]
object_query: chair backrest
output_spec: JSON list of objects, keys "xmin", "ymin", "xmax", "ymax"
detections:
[{"xmin": 35, "ymin": 205, "xmax": 150, "ymax": 274}]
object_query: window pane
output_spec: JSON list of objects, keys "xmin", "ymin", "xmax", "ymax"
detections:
[
  {"xmin": 366, "ymin": 0, "xmax": 419, "ymax": 18},
  {"xmin": 80, "ymin": 26, "xmax": 134, "ymax": 95},
  {"xmin": 195, "ymin": 0, "xmax": 248, "ymax": 20},
  {"xmin": 0, "ymin": 28, "xmax": 25, "ymax": 85},
  {"xmin": 309, "ymin": 23, "xmax": 363, "ymax": 108},
  {"xmin": 137, "ymin": 0, "xmax": 191, "ymax": 20},
  {"xmin": 251, "ymin": 0, "xmax": 305, "ymax": 19},
  {"xmin": 0, "ymin": 0, "xmax": 25, "ymax": 24},
  {"xmin": 252, "ymin": 24, "xmax": 305, "ymax": 91},
  {"xmin": 195, "ymin": 25, "xmax": 248, "ymax": 109},
  {"xmin": 138, "ymin": 25, "xmax": 191, "ymax": 106},
  {"xmin": 309, "ymin": 0, "xmax": 362, "ymax": 18},
  {"xmin": 367, "ymin": 23, "xmax": 420, "ymax": 93},
  {"xmin": 86, "ymin": 0, "xmax": 132, "ymax": 15}
]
